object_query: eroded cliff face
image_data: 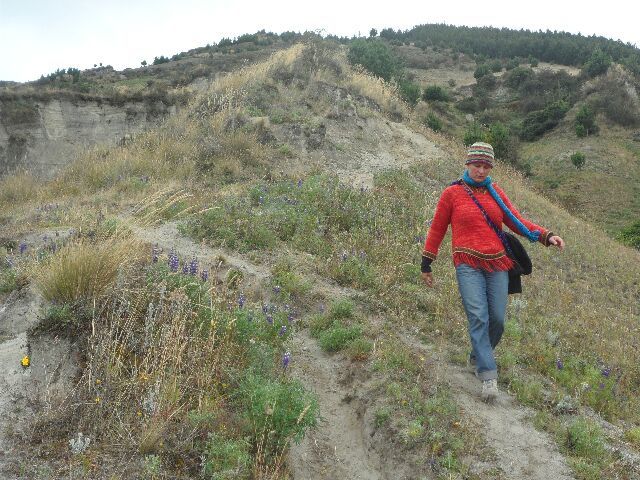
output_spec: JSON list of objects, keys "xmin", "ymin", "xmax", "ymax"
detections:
[{"xmin": 0, "ymin": 97, "xmax": 176, "ymax": 177}]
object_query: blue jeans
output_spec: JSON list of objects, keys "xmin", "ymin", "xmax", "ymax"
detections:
[{"xmin": 455, "ymin": 264, "xmax": 508, "ymax": 381}]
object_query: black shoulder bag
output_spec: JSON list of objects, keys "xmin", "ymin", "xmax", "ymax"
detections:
[{"xmin": 457, "ymin": 181, "xmax": 532, "ymax": 294}]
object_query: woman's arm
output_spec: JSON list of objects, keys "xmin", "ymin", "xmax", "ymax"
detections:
[
  {"xmin": 494, "ymin": 185, "xmax": 555, "ymax": 246},
  {"xmin": 422, "ymin": 187, "xmax": 453, "ymax": 272}
]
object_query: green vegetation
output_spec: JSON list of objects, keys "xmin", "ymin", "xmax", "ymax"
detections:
[
  {"xmin": 574, "ymin": 104, "xmax": 598, "ymax": 137},
  {"xmin": 618, "ymin": 220, "xmax": 640, "ymax": 249},
  {"xmin": 570, "ymin": 151, "xmax": 586, "ymax": 169},
  {"xmin": 423, "ymin": 85, "xmax": 450, "ymax": 102},
  {"xmin": 423, "ymin": 112, "xmax": 443, "ymax": 132},
  {"xmin": 520, "ymin": 100, "xmax": 570, "ymax": 141}
]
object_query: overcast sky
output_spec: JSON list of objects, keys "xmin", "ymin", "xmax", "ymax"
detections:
[{"xmin": 1, "ymin": 0, "xmax": 639, "ymax": 82}]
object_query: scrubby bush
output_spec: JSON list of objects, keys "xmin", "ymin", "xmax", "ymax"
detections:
[
  {"xmin": 423, "ymin": 112, "xmax": 443, "ymax": 132},
  {"xmin": 505, "ymin": 58, "xmax": 520, "ymax": 70},
  {"xmin": 152, "ymin": 55, "xmax": 170, "ymax": 65},
  {"xmin": 399, "ymin": 81, "xmax": 421, "ymax": 106},
  {"xmin": 574, "ymin": 104, "xmax": 598, "ymax": 137},
  {"xmin": 463, "ymin": 122, "xmax": 487, "ymax": 146},
  {"xmin": 473, "ymin": 64, "xmax": 492, "ymax": 80},
  {"xmin": 583, "ymin": 49, "xmax": 611, "ymax": 78},
  {"xmin": 347, "ymin": 39, "xmax": 401, "ymax": 81},
  {"xmin": 570, "ymin": 151, "xmax": 586, "ymax": 169},
  {"xmin": 504, "ymin": 66, "xmax": 535, "ymax": 89},
  {"xmin": 489, "ymin": 59, "xmax": 503, "ymax": 72},
  {"xmin": 618, "ymin": 221, "xmax": 640, "ymax": 249},
  {"xmin": 422, "ymin": 85, "xmax": 449, "ymax": 102},
  {"xmin": 487, "ymin": 122, "xmax": 517, "ymax": 162},
  {"xmin": 520, "ymin": 100, "xmax": 569, "ymax": 141}
]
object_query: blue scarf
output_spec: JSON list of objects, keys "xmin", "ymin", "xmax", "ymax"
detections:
[{"xmin": 462, "ymin": 170, "xmax": 540, "ymax": 243}]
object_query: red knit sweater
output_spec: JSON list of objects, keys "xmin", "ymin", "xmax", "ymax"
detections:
[{"xmin": 422, "ymin": 182, "xmax": 553, "ymax": 272}]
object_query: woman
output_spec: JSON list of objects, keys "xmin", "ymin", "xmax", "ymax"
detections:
[{"xmin": 421, "ymin": 142, "xmax": 564, "ymax": 402}]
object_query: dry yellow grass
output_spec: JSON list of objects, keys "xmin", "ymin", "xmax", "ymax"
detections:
[{"xmin": 36, "ymin": 235, "xmax": 143, "ymax": 307}]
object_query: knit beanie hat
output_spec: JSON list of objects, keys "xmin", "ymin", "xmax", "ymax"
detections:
[{"xmin": 465, "ymin": 142, "xmax": 494, "ymax": 167}]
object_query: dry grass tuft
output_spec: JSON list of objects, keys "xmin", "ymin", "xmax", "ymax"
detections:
[
  {"xmin": 0, "ymin": 171, "xmax": 41, "ymax": 208},
  {"xmin": 36, "ymin": 236, "xmax": 143, "ymax": 308}
]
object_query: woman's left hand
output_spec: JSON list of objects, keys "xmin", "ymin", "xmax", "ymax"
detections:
[{"xmin": 549, "ymin": 235, "xmax": 565, "ymax": 251}]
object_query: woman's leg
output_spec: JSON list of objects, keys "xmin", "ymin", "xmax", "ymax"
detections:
[
  {"xmin": 456, "ymin": 264, "xmax": 497, "ymax": 381},
  {"xmin": 485, "ymin": 270, "xmax": 509, "ymax": 350}
]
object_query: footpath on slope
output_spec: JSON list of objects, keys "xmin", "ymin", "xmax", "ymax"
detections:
[{"xmin": 128, "ymin": 220, "xmax": 578, "ymax": 480}]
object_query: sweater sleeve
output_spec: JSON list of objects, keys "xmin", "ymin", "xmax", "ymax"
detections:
[
  {"xmin": 422, "ymin": 188, "xmax": 453, "ymax": 272},
  {"xmin": 495, "ymin": 186, "xmax": 554, "ymax": 246}
]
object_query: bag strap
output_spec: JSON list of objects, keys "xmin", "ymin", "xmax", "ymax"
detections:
[{"xmin": 455, "ymin": 180, "xmax": 515, "ymax": 258}]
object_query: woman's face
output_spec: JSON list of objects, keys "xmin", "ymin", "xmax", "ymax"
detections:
[{"xmin": 467, "ymin": 162, "xmax": 492, "ymax": 182}]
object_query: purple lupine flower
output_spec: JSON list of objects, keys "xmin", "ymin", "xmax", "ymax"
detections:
[
  {"xmin": 287, "ymin": 312, "xmax": 294, "ymax": 323},
  {"xmin": 168, "ymin": 249, "xmax": 179, "ymax": 272},
  {"xmin": 200, "ymin": 269, "xmax": 209, "ymax": 282},
  {"xmin": 182, "ymin": 263, "xmax": 189, "ymax": 274},
  {"xmin": 273, "ymin": 285, "xmax": 281, "ymax": 294},
  {"xmin": 151, "ymin": 244, "xmax": 160, "ymax": 263},
  {"xmin": 189, "ymin": 257, "xmax": 199, "ymax": 275},
  {"xmin": 269, "ymin": 304, "xmax": 278, "ymax": 313},
  {"xmin": 341, "ymin": 251, "xmax": 348, "ymax": 261},
  {"xmin": 262, "ymin": 303, "xmax": 269, "ymax": 314},
  {"xmin": 238, "ymin": 294, "xmax": 246, "ymax": 309},
  {"xmin": 279, "ymin": 325, "xmax": 287, "ymax": 336},
  {"xmin": 599, "ymin": 382, "xmax": 605, "ymax": 390},
  {"xmin": 297, "ymin": 179, "xmax": 303, "ymax": 188},
  {"xmin": 266, "ymin": 314, "xmax": 273, "ymax": 325},
  {"xmin": 556, "ymin": 359, "xmax": 564, "ymax": 370},
  {"xmin": 282, "ymin": 351, "xmax": 291, "ymax": 369},
  {"xmin": 601, "ymin": 367, "xmax": 611, "ymax": 378},
  {"xmin": 359, "ymin": 250, "xmax": 366, "ymax": 260},
  {"xmin": 19, "ymin": 242, "xmax": 27, "ymax": 254},
  {"xmin": 258, "ymin": 196, "xmax": 264, "ymax": 205}
]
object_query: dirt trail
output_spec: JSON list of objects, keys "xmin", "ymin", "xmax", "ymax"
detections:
[
  {"xmin": 126, "ymin": 220, "xmax": 579, "ymax": 480},
  {"xmin": 401, "ymin": 334, "xmax": 574, "ymax": 480},
  {"xmin": 288, "ymin": 331, "xmax": 382, "ymax": 480}
]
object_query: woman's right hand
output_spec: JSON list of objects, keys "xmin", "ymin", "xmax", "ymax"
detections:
[{"xmin": 421, "ymin": 272, "xmax": 434, "ymax": 288}]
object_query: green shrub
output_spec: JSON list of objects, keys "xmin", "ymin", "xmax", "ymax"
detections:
[
  {"xmin": 473, "ymin": 64, "xmax": 492, "ymax": 80},
  {"xmin": 318, "ymin": 322, "xmax": 362, "ymax": 352},
  {"xmin": 487, "ymin": 122, "xmax": 517, "ymax": 161},
  {"xmin": 238, "ymin": 374, "xmax": 318, "ymax": 451},
  {"xmin": 520, "ymin": 100, "xmax": 569, "ymax": 141},
  {"xmin": 505, "ymin": 58, "xmax": 520, "ymax": 70},
  {"xmin": 399, "ymin": 81, "xmax": 421, "ymax": 106},
  {"xmin": 329, "ymin": 298, "xmax": 355, "ymax": 320},
  {"xmin": 618, "ymin": 221, "xmax": 640, "ymax": 249},
  {"xmin": 583, "ymin": 49, "xmax": 611, "ymax": 78},
  {"xmin": 347, "ymin": 39, "xmax": 401, "ymax": 81},
  {"xmin": 200, "ymin": 433, "xmax": 251, "ymax": 479},
  {"xmin": 0, "ymin": 268, "xmax": 18, "ymax": 294},
  {"xmin": 489, "ymin": 59, "xmax": 503, "ymax": 72},
  {"xmin": 422, "ymin": 85, "xmax": 449, "ymax": 102},
  {"xmin": 505, "ymin": 66, "xmax": 535, "ymax": 89},
  {"xmin": 565, "ymin": 418, "xmax": 606, "ymax": 459},
  {"xmin": 423, "ymin": 112, "xmax": 443, "ymax": 132},
  {"xmin": 347, "ymin": 337, "xmax": 373, "ymax": 360},
  {"xmin": 570, "ymin": 151, "xmax": 586, "ymax": 169},
  {"xmin": 574, "ymin": 104, "xmax": 598, "ymax": 137},
  {"xmin": 463, "ymin": 122, "xmax": 487, "ymax": 146}
]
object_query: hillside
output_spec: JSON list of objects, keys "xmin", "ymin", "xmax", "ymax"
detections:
[{"xmin": 0, "ymin": 37, "xmax": 639, "ymax": 480}]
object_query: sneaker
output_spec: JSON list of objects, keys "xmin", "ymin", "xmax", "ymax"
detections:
[{"xmin": 481, "ymin": 379, "xmax": 499, "ymax": 403}]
